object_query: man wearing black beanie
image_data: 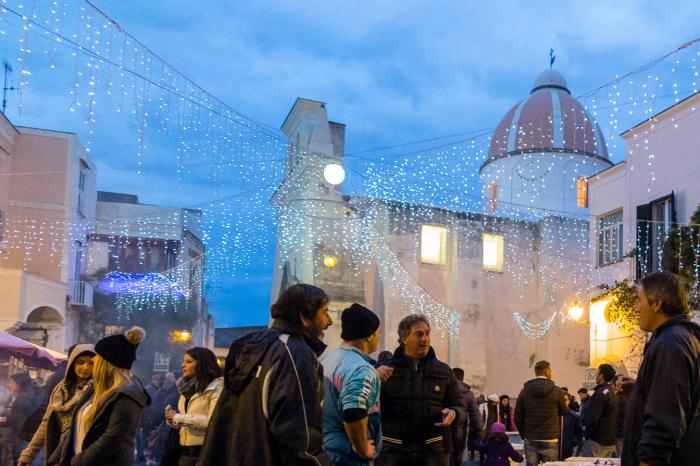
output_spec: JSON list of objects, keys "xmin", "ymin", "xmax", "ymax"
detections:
[{"xmin": 321, "ymin": 303, "xmax": 382, "ymax": 466}]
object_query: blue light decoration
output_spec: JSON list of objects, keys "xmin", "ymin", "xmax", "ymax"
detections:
[
  {"xmin": 98, "ymin": 272, "xmax": 188, "ymax": 298},
  {"xmin": 97, "ymin": 271, "xmax": 194, "ymax": 318}
]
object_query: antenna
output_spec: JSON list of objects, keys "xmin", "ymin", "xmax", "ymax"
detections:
[
  {"xmin": 549, "ymin": 49, "xmax": 556, "ymax": 68},
  {"xmin": 3, "ymin": 60, "xmax": 17, "ymax": 114}
]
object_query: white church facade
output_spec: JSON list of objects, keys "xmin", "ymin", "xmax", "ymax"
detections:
[{"xmin": 271, "ymin": 70, "xmax": 615, "ymax": 395}]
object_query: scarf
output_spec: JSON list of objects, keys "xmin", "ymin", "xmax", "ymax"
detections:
[
  {"xmin": 50, "ymin": 379, "xmax": 92, "ymax": 414},
  {"xmin": 177, "ymin": 377, "xmax": 199, "ymax": 400}
]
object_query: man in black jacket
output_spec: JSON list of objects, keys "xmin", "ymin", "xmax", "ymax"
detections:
[
  {"xmin": 377, "ymin": 314, "xmax": 466, "ymax": 466},
  {"xmin": 514, "ymin": 360, "xmax": 566, "ymax": 466},
  {"xmin": 449, "ymin": 368, "xmax": 483, "ymax": 466},
  {"xmin": 198, "ymin": 284, "xmax": 334, "ymax": 466},
  {"xmin": 582, "ymin": 363, "xmax": 619, "ymax": 457},
  {"xmin": 622, "ymin": 272, "xmax": 700, "ymax": 466}
]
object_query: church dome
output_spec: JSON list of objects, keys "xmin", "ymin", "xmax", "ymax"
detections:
[{"xmin": 484, "ymin": 69, "xmax": 609, "ymax": 168}]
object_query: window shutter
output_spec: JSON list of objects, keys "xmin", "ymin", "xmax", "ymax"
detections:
[{"xmin": 636, "ymin": 203, "xmax": 652, "ymax": 278}]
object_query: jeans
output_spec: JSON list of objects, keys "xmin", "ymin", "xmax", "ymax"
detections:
[
  {"xmin": 523, "ymin": 439, "xmax": 558, "ymax": 466},
  {"xmin": 581, "ymin": 439, "xmax": 615, "ymax": 458},
  {"xmin": 376, "ymin": 448, "xmax": 447, "ymax": 466}
]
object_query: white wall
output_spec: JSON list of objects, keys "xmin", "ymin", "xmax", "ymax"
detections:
[{"xmin": 481, "ymin": 152, "xmax": 611, "ymax": 219}]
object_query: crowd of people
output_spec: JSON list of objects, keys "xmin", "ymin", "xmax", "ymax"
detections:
[{"xmin": 0, "ymin": 270, "xmax": 697, "ymax": 466}]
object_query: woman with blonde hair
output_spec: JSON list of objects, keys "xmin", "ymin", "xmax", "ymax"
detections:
[
  {"xmin": 50, "ymin": 327, "xmax": 150, "ymax": 466},
  {"xmin": 17, "ymin": 344, "xmax": 95, "ymax": 466}
]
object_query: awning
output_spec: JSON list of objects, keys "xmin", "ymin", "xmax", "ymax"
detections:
[{"xmin": 0, "ymin": 331, "xmax": 64, "ymax": 369}]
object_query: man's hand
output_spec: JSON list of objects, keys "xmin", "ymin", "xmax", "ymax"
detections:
[
  {"xmin": 434, "ymin": 408, "xmax": 456, "ymax": 427},
  {"xmin": 353, "ymin": 439, "xmax": 376, "ymax": 460},
  {"xmin": 375, "ymin": 365, "xmax": 393, "ymax": 382}
]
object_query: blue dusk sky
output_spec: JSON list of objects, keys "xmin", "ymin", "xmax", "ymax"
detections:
[{"xmin": 1, "ymin": 0, "xmax": 698, "ymax": 327}]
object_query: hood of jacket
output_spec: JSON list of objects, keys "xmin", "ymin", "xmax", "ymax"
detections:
[
  {"xmin": 225, "ymin": 328, "xmax": 282, "ymax": 394},
  {"xmin": 522, "ymin": 377, "xmax": 556, "ymax": 399},
  {"xmin": 63, "ymin": 343, "xmax": 96, "ymax": 386},
  {"xmin": 650, "ymin": 315, "xmax": 700, "ymax": 348},
  {"xmin": 271, "ymin": 319, "xmax": 327, "ymax": 356},
  {"xmin": 113, "ymin": 378, "xmax": 151, "ymax": 408}
]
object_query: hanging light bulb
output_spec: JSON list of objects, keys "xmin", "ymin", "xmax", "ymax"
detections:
[{"xmin": 323, "ymin": 163, "xmax": 345, "ymax": 185}]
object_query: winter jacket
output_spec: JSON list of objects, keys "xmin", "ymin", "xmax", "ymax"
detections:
[
  {"xmin": 167, "ymin": 377, "xmax": 222, "ymax": 447},
  {"xmin": 514, "ymin": 377, "xmax": 566, "ymax": 440},
  {"xmin": 19, "ymin": 344, "xmax": 95, "ymax": 465},
  {"xmin": 466, "ymin": 388, "xmax": 483, "ymax": 444},
  {"xmin": 321, "ymin": 345, "xmax": 381, "ymax": 466},
  {"xmin": 561, "ymin": 409, "xmax": 583, "ymax": 459},
  {"xmin": 6, "ymin": 386, "xmax": 43, "ymax": 434},
  {"xmin": 579, "ymin": 397, "xmax": 590, "ymax": 433},
  {"xmin": 616, "ymin": 391, "xmax": 629, "ymax": 441},
  {"xmin": 622, "ymin": 315, "xmax": 700, "ymax": 466},
  {"xmin": 198, "ymin": 320, "xmax": 331, "ymax": 466},
  {"xmin": 378, "ymin": 346, "xmax": 467, "ymax": 453},
  {"xmin": 452, "ymin": 382, "xmax": 482, "ymax": 448},
  {"xmin": 474, "ymin": 433, "xmax": 524, "ymax": 466},
  {"xmin": 584, "ymin": 382, "xmax": 619, "ymax": 446},
  {"xmin": 19, "ymin": 384, "xmax": 48, "ymax": 441},
  {"xmin": 141, "ymin": 384, "xmax": 178, "ymax": 434},
  {"xmin": 50, "ymin": 378, "xmax": 150, "ymax": 466}
]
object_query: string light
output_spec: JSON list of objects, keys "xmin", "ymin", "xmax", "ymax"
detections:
[{"xmin": 0, "ymin": 0, "xmax": 697, "ymax": 339}]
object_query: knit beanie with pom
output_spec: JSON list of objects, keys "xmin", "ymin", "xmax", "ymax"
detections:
[{"xmin": 95, "ymin": 326, "xmax": 146, "ymax": 370}]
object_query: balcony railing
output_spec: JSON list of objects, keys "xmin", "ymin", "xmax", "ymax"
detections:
[{"xmin": 70, "ymin": 280, "xmax": 94, "ymax": 308}]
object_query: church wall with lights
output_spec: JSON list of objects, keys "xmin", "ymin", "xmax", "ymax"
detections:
[{"xmin": 272, "ymin": 74, "xmax": 608, "ymax": 394}]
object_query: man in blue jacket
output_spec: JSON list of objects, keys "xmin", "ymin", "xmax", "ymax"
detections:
[
  {"xmin": 622, "ymin": 271, "xmax": 700, "ymax": 466},
  {"xmin": 321, "ymin": 304, "xmax": 382, "ymax": 465}
]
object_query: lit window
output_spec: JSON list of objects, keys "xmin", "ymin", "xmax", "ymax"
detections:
[
  {"xmin": 482, "ymin": 233, "xmax": 504, "ymax": 272},
  {"xmin": 598, "ymin": 210, "xmax": 623, "ymax": 266},
  {"xmin": 420, "ymin": 225, "xmax": 447, "ymax": 265},
  {"xmin": 487, "ymin": 182, "xmax": 499, "ymax": 212},
  {"xmin": 577, "ymin": 178, "xmax": 588, "ymax": 208},
  {"xmin": 105, "ymin": 325, "xmax": 122, "ymax": 336}
]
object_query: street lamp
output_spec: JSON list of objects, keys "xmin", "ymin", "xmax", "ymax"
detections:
[
  {"xmin": 323, "ymin": 163, "xmax": 345, "ymax": 185},
  {"xmin": 567, "ymin": 302, "xmax": 585, "ymax": 322},
  {"xmin": 171, "ymin": 330, "xmax": 192, "ymax": 343},
  {"xmin": 323, "ymin": 254, "xmax": 338, "ymax": 269}
]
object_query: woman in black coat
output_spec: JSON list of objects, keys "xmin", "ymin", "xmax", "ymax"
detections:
[{"xmin": 50, "ymin": 327, "xmax": 150, "ymax": 466}]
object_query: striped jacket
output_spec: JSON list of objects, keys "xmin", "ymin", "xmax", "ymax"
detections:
[{"xmin": 321, "ymin": 345, "xmax": 382, "ymax": 465}]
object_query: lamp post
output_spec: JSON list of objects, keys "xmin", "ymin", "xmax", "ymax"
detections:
[{"xmin": 170, "ymin": 329, "xmax": 192, "ymax": 343}]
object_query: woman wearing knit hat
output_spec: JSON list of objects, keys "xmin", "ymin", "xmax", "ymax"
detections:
[
  {"xmin": 18, "ymin": 344, "xmax": 95, "ymax": 466},
  {"xmin": 49, "ymin": 327, "xmax": 150, "ymax": 466}
]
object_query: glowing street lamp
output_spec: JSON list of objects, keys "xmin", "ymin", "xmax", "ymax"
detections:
[
  {"xmin": 567, "ymin": 302, "xmax": 584, "ymax": 322},
  {"xmin": 323, "ymin": 163, "xmax": 345, "ymax": 185},
  {"xmin": 323, "ymin": 254, "xmax": 338, "ymax": 269},
  {"xmin": 171, "ymin": 330, "xmax": 192, "ymax": 343}
]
